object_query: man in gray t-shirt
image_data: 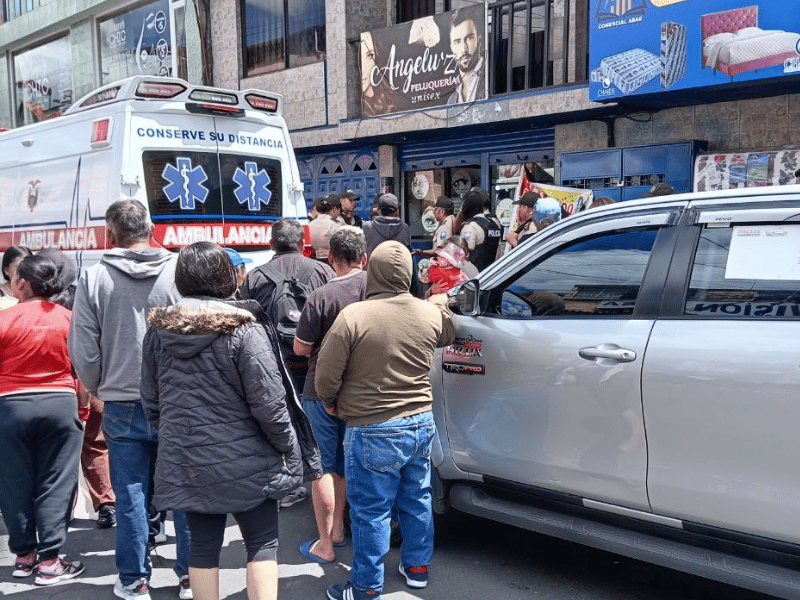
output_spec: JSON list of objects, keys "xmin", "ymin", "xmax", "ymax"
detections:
[{"xmin": 293, "ymin": 226, "xmax": 367, "ymax": 564}]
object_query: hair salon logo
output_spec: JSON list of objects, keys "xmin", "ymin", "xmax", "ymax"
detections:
[{"xmin": 597, "ymin": 0, "xmax": 646, "ymax": 28}]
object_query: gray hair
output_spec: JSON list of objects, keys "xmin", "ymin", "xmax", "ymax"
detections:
[
  {"xmin": 105, "ymin": 199, "xmax": 151, "ymax": 247},
  {"xmin": 330, "ymin": 226, "xmax": 366, "ymax": 264},
  {"xmin": 270, "ymin": 219, "xmax": 304, "ymax": 252}
]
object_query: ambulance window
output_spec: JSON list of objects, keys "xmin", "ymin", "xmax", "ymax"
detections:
[
  {"xmin": 216, "ymin": 153, "xmax": 282, "ymax": 220},
  {"xmin": 144, "ymin": 151, "xmax": 223, "ymax": 219},
  {"xmin": 143, "ymin": 151, "xmax": 282, "ymax": 221}
]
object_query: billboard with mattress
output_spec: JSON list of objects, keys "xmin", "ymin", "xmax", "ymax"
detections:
[{"xmin": 590, "ymin": 1, "xmax": 800, "ymax": 101}]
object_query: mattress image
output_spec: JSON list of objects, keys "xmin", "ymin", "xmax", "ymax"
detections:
[
  {"xmin": 660, "ymin": 21, "xmax": 687, "ymax": 89},
  {"xmin": 705, "ymin": 28, "xmax": 800, "ymax": 69},
  {"xmin": 600, "ymin": 48, "xmax": 660, "ymax": 94}
]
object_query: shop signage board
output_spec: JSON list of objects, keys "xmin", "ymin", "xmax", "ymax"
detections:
[
  {"xmin": 589, "ymin": 0, "xmax": 800, "ymax": 102},
  {"xmin": 360, "ymin": 3, "xmax": 487, "ymax": 116},
  {"xmin": 99, "ymin": 0, "xmax": 172, "ymax": 85}
]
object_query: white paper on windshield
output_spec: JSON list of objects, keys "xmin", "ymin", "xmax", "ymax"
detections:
[{"xmin": 725, "ymin": 225, "xmax": 800, "ymax": 280}]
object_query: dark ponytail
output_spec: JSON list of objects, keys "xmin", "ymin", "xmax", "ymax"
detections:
[{"xmin": 17, "ymin": 255, "xmax": 62, "ymax": 299}]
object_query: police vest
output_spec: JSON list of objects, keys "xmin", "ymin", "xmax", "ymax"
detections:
[{"xmin": 468, "ymin": 214, "xmax": 503, "ymax": 271}]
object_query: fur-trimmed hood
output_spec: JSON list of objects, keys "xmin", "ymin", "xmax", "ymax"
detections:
[{"xmin": 147, "ymin": 297, "xmax": 263, "ymax": 359}]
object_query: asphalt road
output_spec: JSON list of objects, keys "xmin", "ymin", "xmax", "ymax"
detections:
[{"xmin": 0, "ymin": 489, "xmax": 778, "ymax": 599}]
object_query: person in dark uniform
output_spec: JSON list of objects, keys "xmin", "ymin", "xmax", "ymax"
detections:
[
  {"xmin": 338, "ymin": 189, "xmax": 363, "ymax": 227},
  {"xmin": 458, "ymin": 190, "xmax": 502, "ymax": 271}
]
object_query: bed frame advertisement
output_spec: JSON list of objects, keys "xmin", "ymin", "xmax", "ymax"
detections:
[
  {"xmin": 360, "ymin": 4, "xmax": 487, "ymax": 116},
  {"xmin": 589, "ymin": 1, "xmax": 800, "ymax": 102}
]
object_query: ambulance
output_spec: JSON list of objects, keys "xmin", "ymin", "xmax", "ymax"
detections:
[{"xmin": 0, "ymin": 76, "xmax": 308, "ymax": 271}]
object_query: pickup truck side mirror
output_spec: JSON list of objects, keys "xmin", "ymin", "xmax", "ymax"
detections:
[{"xmin": 448, "ymin": 279, "xmax": 480, "ymax": 316}]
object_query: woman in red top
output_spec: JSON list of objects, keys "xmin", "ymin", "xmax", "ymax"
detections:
[{"xmin": 0, "ymin": 254, "xmax": 85, "ymax": 586}]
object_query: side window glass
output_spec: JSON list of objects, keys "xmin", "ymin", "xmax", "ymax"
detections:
[
  {"xmin": 497, "ymin": 228, "xmax": 659, "ymax": 317},
  {"xmin": 686, "ymin": 225, "xmax": 800, "ymax": 318}
]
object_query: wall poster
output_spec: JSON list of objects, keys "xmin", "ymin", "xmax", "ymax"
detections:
[
  {"xmin": 360, "ymin": 3, "xmax": 488, "ymax": 116},
  {"xmin": 590, "ymin": 1, "xmax": 800, "ymax": 102},
  {"xmin": 100, "ymin": 0, "xmax": 173, "ymax": 85},
  {"xmin": 694, "ymin": 150, "xmax": 800, "ymax": 191}
]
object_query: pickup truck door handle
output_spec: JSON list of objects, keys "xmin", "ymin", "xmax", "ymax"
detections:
[{"xmin": 579, "ymin": 344, "xmax": 636, "ymax": 364}]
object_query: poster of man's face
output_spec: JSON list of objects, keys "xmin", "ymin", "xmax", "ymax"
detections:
[{"xmin": 450, "ymin": 17, "xmax": 481, "ymax": 75}]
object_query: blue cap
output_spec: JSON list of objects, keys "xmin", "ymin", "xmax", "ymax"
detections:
[
  {"xmin": 224, "ymin": 247, "xmax": 253, "ymax": 267},
  {"xmin": 534, "ymin": 198, "xmax": 562, "ymax": 224}
]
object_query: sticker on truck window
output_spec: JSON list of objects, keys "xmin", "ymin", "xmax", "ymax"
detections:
[{"xmin": 725, "ymin": 225, "xmax": 800, "ymax": 281}]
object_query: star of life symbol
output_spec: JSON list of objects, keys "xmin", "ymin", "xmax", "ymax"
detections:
[
  {"xmin": 233, "ymin": 161, "xmax": 272, "ymax": 211},
  {"xmin": 162, "ymin": 158, "xmax": 209, "ymax": 210}
]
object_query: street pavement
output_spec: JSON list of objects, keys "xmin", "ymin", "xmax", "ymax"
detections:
[{"xmin": 0, "ymin": 486, "xmax": 777, "ymax": 600}]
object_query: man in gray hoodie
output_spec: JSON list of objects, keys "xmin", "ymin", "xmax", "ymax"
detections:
[{"xmin": 69, "ymin": 199, "xmax": 191, "ymax": 600}]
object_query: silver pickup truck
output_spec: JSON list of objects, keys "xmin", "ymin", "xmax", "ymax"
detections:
[{"xmin": 431, "ymin": 186, "xmax": 800, "ymax": 599}]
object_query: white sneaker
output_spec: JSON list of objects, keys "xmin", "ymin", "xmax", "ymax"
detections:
[
  {"xmin": 179, "ymin": 574, "xmax": 193, "ymax": 599},
  {"xmin": 154, "ymin": 522, "xmax": 167, "ymax": 544},
  {"xmin": 114, "ymin": 576, "xmax": 152, "ymax": 600},
  {"xmin": 278, "ymin": 487, "xmax": 308, "ymax": 508}
]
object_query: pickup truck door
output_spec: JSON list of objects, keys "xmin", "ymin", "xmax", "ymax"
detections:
[
  {"xmin": 439, "ymin": 209, "xmax": 682, "ymax": 511},
  {"xmin": 643, "ymin": 202, "xmax": 800, "ymax": 544}
]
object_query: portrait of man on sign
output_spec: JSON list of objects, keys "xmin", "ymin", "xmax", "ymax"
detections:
[{"xmin": 447, "ymin": 8, "xmax": 486, "ymax": 105}]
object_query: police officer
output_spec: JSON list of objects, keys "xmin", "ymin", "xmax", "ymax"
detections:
[
  {"xmin": 414, "ymin": 196, "xmax": 455, "ymax": 258},
  {"xmin": 338, "ymin": 189, "xmax": 363, "ymax": 227},
  {"xmin": 459, "ymin": 190, "xmax": 502, "ymax": 271},
  {"xmin": 506, "ymin": 192, "xmax": 561, "ymax": 249}
]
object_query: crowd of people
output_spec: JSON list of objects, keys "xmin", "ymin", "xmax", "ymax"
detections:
[{"xmin": 0, "ymin": 181, "xmax": 645, "ymax": 600}]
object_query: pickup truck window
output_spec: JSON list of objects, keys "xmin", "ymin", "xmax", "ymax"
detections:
[
  {"xmin": 685, "ymin": 225, "xmax": 800, "ymax": 318},
  {"xmin": 495, "ymin": 228, "xmax": 658, "ymax": 317}
]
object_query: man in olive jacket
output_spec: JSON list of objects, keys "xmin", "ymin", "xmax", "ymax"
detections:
[{"xmin": 316, "ymin": 241, "xmax": 455, "ymax": 600}]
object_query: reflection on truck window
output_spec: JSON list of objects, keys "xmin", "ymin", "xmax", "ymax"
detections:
[
  {"xmin": 142, "ymin": 151, "xmax": 282, "ymax": 221},
  {"xmin": 498, "ymin": 229, "xmax": 658, "ymax": 317},
  {"xmin": 686, "ymin": 226, "xmax": 800, "ymax": 319}
]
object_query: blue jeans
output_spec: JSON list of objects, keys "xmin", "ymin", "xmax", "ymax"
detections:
[
  {"xmin": 302, "ymin": 399, "xmax": 346, "ymax": 476},
  {"xmin": 345, "ymin": 411, "xmax": 435, "ymax": 592},
  {"xmin": 103, "ymin": 401, "xmax": 191, "ymax": 584}
]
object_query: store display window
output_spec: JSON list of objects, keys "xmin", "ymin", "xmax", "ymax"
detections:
[
  {"xmin": 99, "ymin": 0, "xmax": 173, "ymax": 85},
  {"xmin": 491, "ymin": 161, "xmax": 553, "ymax": 229},
  {"xmin": 14, "ymin": 37, "xmax": 73, "ymax": 125},
  {"xmin": 404, "ymin": 166, "xmax": 480, "ymax": 240}
]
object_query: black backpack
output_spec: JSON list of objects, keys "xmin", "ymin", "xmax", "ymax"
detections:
[{"xmin": 255, "ymin": 260, "xmax": 317, "ymax": 357}]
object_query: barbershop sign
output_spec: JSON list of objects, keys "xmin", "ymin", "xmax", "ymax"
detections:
[{"xmin": 360, "ymin": 4, "xmax": 487, "ymax": 116}]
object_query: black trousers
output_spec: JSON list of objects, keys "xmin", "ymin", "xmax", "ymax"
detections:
[
  {"xmin": 0, "ymin": 392, "xmax": 83, "ymax": 559},
  {"xmin": 185, "ymin": 498, "xmax": 279, "ymax": 568}
]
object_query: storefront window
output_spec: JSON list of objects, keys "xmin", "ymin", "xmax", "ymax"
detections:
[
  {"xmin": 14, "ymin": 36, "xmax": 73, "ymax": 126},
  {"xmin": 405, "ymin": 165, "xmax": 480, "ymax": 240},
  {"xmin": 491, "ymin": 161, "xmax": 554, "ymax": 228},
  {"xmin": 173, "ymin": 3, "xmax": 188, "ymax": 81},
  {"xmin": 99, "ymin": 0, "xmax": 173, "ymax": 85}
]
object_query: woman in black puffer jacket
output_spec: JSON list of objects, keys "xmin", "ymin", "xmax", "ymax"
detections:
[{"xmin": 141, "ymin": 242, "xmax": 320, "ymax": 600}]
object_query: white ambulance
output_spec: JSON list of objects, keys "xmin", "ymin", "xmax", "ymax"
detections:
[{"xmin": 0, "ymin": 76, "xmax": 307, "ymax": 271}]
